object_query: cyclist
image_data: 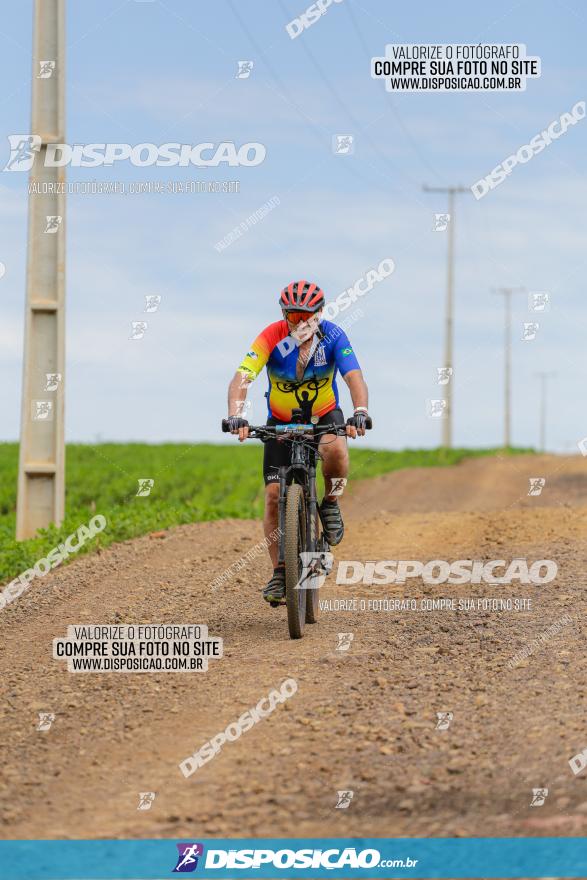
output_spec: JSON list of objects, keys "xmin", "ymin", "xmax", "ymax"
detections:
[{"xmin": 225, "ymin": 280, "xmax": 371, "ymax": 605}]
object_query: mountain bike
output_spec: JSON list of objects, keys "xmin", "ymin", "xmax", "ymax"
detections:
[{"xmin": 222, "ymin": 409, "xmax": 369, "ymax": 639}]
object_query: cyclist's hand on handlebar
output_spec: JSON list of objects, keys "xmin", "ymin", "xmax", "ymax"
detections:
[
  {"xmin": 346, "ymin": 409, "xmax": 372, "ymax": 438},
  {"xmin": 227, "ymin": 416, "xmax": 250, "ymax": 442}
]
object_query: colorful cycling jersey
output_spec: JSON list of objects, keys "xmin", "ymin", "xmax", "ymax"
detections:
[{"xmin": 237, "ymin": 319, "xmax": 360, "ymax": 421}]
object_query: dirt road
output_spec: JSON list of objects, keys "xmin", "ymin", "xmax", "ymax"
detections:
[{"xmin": 1, "ymin": 453, "xmax": 586, "ymax": 840}]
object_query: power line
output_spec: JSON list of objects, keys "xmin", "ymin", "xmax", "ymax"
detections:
[{"xmin": 343, "ymin": 0, "xmax": 443, "ymax": 182}]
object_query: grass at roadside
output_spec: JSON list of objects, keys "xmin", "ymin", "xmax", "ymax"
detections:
[{"xmin": 0, "ymin": 442, "xmax": 532, "ymax": 584}]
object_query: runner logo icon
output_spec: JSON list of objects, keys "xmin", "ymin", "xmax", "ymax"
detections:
[
  {"xmin": 335, "ymin": 790, "xmax": 354, "ymax": 809},
  {"xmin": 173, "ymin": 843, "xmax": 204, "ymax": 872},
  {"xmin": 530, "ymin": 788, "xmax": 548, "ymax": 806},
  {"xmin": 295, "ymin": 551, "xmax": 333, "ymax": 590},
  {"xmin": 3, "ymin": 134, "xmax": 42, "ymax": 171}
]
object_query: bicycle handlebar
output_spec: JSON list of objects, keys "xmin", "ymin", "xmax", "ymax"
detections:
[{"xmin": 221, "ymin": 418, "xmax": 371, "ymax": 437}]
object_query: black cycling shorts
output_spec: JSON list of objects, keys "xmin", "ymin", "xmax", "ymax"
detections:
[{"xmin": 263, "ymin": 407, "xmax": 346, "ymax": 486}]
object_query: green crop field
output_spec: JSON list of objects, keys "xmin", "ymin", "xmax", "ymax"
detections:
[{"xmin": 0, "ymin": 442, "xmax": 532, "ymax": 585}]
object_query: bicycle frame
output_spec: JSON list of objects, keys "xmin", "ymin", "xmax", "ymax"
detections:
[
  {"xmin": 221, "ymin": 414, "xmax": 349, "ymax": 571},
  {"xmin": 276, "ymin": 431, "xmax": 319, "ymax": 566}
]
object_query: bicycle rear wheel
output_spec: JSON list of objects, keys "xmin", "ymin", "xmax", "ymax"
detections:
[{"xmin": 285, "ymin": 483, "xmax": 307, "ymax": 639}]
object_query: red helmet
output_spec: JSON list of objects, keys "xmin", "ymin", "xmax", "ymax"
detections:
[{"xmin": 279, "ymin": 280, "xmax": 325, "ymax": 314}]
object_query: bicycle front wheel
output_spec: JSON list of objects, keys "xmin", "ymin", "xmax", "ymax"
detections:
[
  {"xmin": 285, "ymin": 482, "xmax": 307, "ymax": 639},
  {"xmin": 305, "ymin": 506, "xmax": 320, "ymax": 624}
]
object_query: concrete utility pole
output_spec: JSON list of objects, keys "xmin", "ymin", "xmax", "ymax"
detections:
[
  {"xmin": 535, "ymin": 372, "xmax": 556, "ymax": 452},
  {"xmin": 423, "ymin": 184, "xmax": 467, "ymax": 448},
  {"xmin": 492, "ymin": 287, "xmax": 525, "ymax": 449},
  {"xmin": 16, "ymin": 0, "xmax": 66, "ymax": 540}
]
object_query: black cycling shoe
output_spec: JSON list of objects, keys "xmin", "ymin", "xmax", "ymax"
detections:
[
  {"xmin": 320, "ymin": 498, "xmax": 344, "ymax": 546},
  {"xmin": 263, "ymin": 566, "xmax": 286, "ymax": 606}
]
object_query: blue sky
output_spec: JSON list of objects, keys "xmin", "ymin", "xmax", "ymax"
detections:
[{"xmin": 1, "ymin": 0, "xmax": 586, "ymax": 450}]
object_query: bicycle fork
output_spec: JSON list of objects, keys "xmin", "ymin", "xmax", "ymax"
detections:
[
  {"xmin": 276, "ymin": 459, "xmax": 332, "ymax": 582},
  {"xmin": 277, "ymin": 466, "xmax": 287, "ymax": 566},
  {"xmin": 276, "ymin": 462, "xmax": 315, "ymax": 566}
]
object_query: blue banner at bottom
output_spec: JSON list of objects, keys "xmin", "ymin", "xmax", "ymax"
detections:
[{"xmin": 0, "ymin": 838, "xmax": 586, "ymax": 879}]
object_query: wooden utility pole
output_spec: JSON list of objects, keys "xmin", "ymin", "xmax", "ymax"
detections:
[
  {"xmin": 492, "ymin": 287, "xmax": 525, "ymax": 449},
  {"xmin": 536, "ymin": 372, "xmax": 556, "ymax": 452},
  {"xmin": 16, "ymin": 0, "xmax": 66, "ymax": 540},
  {"xmin": 423, "ymin": 184, "xmax": 467, "ymax": 448}
]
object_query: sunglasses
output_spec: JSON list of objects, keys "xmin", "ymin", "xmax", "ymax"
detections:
[{"xmin": 284, "ymin": 310, "xmax": 315, "ymax": 325}]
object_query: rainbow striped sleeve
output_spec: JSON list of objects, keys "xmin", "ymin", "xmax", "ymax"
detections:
[{"xmin": 236, "ymin": 321, "xmax": 286, "ymax": 382}]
